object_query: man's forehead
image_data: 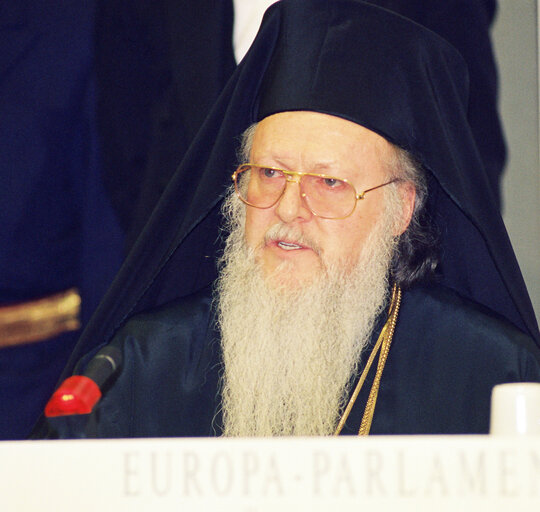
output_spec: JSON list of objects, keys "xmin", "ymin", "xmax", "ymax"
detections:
[{"xmin": 251, "ymin": 111, "xmax": 394, "ymax": 176}]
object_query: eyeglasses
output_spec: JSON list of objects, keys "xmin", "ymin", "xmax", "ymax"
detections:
[{"xmin": 232, "ymin": 164, "xmax": 400, "ymax": 220}]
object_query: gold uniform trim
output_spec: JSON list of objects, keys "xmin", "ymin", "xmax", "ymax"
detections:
[{"xmin": 0, "ymin": 288, "xmax": 81, "ymax": 348}]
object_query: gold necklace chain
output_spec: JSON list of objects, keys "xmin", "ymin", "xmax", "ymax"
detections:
[{"xmin": 334, "ymin": 283, "xmax": 402, "ymax": 436}]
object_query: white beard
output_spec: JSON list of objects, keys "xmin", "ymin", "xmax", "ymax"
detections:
[{"xmin": 215, "ymin": 192, "xmax": 398, "ymax": 436}]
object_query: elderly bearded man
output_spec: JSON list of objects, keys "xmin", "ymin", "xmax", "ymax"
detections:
[
  {"xmin": 217, "ymin": 112, "xmax": 421, "ymax": 436},
  {"xmin": 40, "ymin": 0, "xmax": 540, "ymax": 439}
]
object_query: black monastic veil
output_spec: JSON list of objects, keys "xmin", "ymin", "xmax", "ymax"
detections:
[{"xmin": 52, "ymin": 0, "xmax": 540, "ymax": 412}]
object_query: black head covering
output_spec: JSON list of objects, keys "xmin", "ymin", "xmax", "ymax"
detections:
[{"xmin": 63, "ymin": 0, "xmax": 540, "ymax": 377}]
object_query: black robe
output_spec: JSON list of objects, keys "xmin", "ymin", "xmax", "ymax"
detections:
[{"xmin": 74, "ymin": 284, "xmax": 539, "ymax": 438}]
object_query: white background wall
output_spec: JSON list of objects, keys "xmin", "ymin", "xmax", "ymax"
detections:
[{"xmin": 492, "ymin": 0, "xmax": 540, "ymax": 319}]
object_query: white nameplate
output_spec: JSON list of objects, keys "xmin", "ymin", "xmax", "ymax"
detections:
[{"xmin": 1, "ymin": 436, "xmax": 539, "ymax": 511}]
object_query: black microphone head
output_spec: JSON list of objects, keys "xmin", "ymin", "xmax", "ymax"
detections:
[{"xmin": 84, "ymin": 344, "xmax": 123, "ymax": 388}]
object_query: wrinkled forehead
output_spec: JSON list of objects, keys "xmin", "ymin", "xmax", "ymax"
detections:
[{"xmin": 249, "ymin": 111, "xmax": 398, "ymax": 182}]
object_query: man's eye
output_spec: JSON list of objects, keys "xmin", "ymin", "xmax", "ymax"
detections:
[
  {"xmin": 261, "ymin": 168, "xmax": 279, "ymax": 178},
  {"xmin": 323, "ymin": 178, "xmax": 342, "ymax": 188}
]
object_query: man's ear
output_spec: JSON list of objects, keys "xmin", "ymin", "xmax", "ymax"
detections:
[{"xmin": 394, "ymin": 182, "xmax": 416, "ymax": 236}]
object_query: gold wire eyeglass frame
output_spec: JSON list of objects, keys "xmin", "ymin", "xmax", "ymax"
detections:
[{"xmin": 232, "ymin": 163, "xmax": 400, "ymax": 220}]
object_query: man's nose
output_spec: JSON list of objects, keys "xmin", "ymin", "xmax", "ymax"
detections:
[{"xmin": 276, "ymin": 178, "xmax": 312, "ymax": 223}]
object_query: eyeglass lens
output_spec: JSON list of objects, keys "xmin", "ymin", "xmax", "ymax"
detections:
[{"xmin": 235, "ymin": 165, "xmax": 357, "ymax": 219}]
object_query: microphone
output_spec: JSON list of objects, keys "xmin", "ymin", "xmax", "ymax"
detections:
[{"xmin": 45, "ymin": 345, "xmax": 123, "ymax": 417}]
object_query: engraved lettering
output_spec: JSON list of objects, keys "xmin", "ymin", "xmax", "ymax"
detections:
[
  {"xmin": 458, "ymin": 451, "xmax": 486, "ymax": 496},
  {"xmin": 366, "ymin": 450, "xmax": 386, "ymax": 496},
  {"xmin": 262, "ymin": 455, "xmax": 285, "ymax": 496},
  {"xmin": 499, "ymin": 450, "xmax": 518, "ymax": 496},
  {"xmin": 151, "ymin": 452, "xmax": 172, "ymax": 496},
  {"xmin": 397, "ymin": 450, "xmax": 415, "ymax": 497},
  {"xmin": 183, "ymin": 451, "xmax": 202, "ymax": 496},
  {"xmin": 123, "ymin": 452, "xmax": 141, "ymax": 497},
  {"xmin": 333, "ymin": 453, "xmax": 356, "ymax": 496},
  {"xmin": 242, "ymin": 451, "xmax": 259, "ymax": 495},
  {"xmin": 312, "ymin": 451, "xmax": 330, "ymax": 495},
  {"xmin": 211, "ymin": 452, "xmax": 234, "ymax": 496},
  {"xmin": 424, "ymin": 454, "xmax": 448, "ymax": 496}
]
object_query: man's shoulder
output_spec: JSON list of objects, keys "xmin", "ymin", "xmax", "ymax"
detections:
[
  {"xmin": 404, "ymin": 283, "xmax": 528, "ymax": 331},
  {"xmin": 116, "ymin": 285, "xmax": 215, "ymax": 343},
  {"xmin": 401, "ymin": 283, "xmax": 539, "ymax": 358},
  {"xmin": 87, "ymin": 285, "xmax": 219, "ymax": 438}
]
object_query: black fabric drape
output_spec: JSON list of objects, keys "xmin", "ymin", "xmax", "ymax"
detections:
[
  {"xmin": 96, "ymin": 0, "xmax": 236, "ymax": 249},
  {"xmin": 34, "ymin": 1, "xmax": 539, "ymax": 440},
  {"xmin": 64, "ymin": 0, "xmax": 540, "ymax": 380},
  {"xmin": 366, "ymin": 0, "xmax": 505, "ymax": 208}
]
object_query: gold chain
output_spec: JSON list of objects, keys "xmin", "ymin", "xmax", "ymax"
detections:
[{"xmin": 334, "ymin": 284, "xmax": 401, "ymax": 436}]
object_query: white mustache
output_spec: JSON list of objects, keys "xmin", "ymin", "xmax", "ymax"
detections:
[{"xmin": 264, "ymin": 223, "xmax": 321, "ymax": 255}]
